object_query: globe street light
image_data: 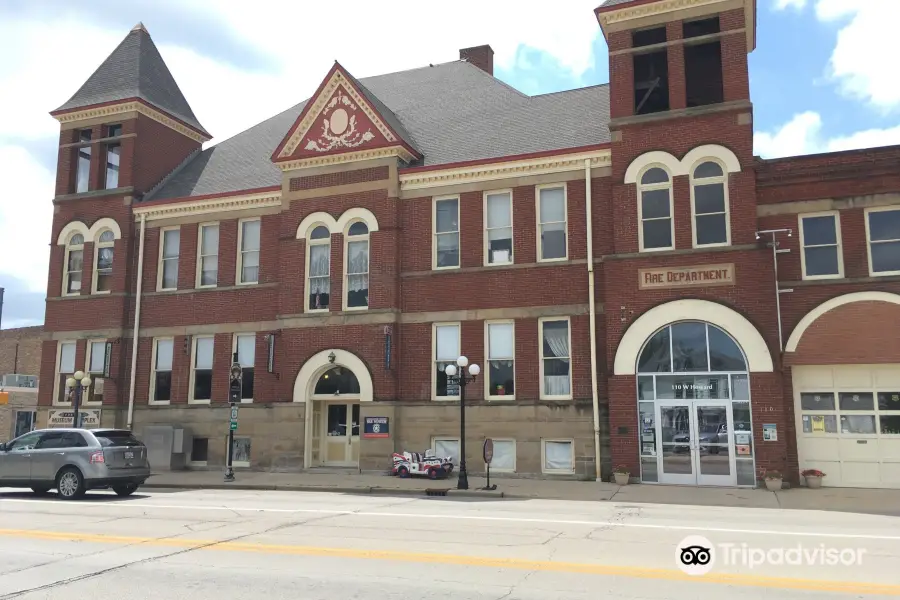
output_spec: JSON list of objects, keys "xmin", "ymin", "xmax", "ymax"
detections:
[
  {"xmin": 65, "ymin": 370, "xmax": 92, "ymax": 428},
  {"xmin": 444, "ymin": 356, "xmax": 480, "ymax": 490}
]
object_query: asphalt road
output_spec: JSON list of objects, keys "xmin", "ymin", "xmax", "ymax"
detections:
[{"xmin": 1, "ymin": 486, "xmax": 899, "ymax": 599}]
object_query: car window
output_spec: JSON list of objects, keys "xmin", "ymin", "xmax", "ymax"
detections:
[
  {"xmin": 95, "ymin": 432, "xmax": 143, "ymax": 447},
  {"xmin": 35, "ymin": 433, "xmax": 65, "ymax": 449},
  {"xmin": 7, "ymin": 432, "xmax": 43, "ymax": 452},
  {"xmin": 38, "ymin": 432, "xmax": 88, "ymax": 449}
]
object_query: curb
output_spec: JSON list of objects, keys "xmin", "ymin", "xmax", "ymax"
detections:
[{"xmin": 142, "ymin": 482, "xmax": 506, "ymax": 499}]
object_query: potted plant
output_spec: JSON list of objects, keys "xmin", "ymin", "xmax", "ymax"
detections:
[
  {"xmin": 495, "ymin": 384, "xmax": 505, "ymax": 396},
  {"xmin": 763, "ymin": 469, "xmax": 783, "ymax": 492},
  {"xmin": 612, "ymin": 465, "xmax": 630, "ymax": 485},
  {"xmin": 801, "ymin": 469, "xmax": 826, "ymax": 489}
]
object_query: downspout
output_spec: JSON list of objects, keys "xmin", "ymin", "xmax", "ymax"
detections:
[
  {"xmin": 126, "ymin": 213, "xmax": 147, "ymax": 430},
  {"xmin": 585, "ymin": 159, "xmax": 602, "ymax": 482}
]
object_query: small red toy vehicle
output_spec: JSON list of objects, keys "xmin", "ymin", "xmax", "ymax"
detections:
[{"xmin": 391, "ymin": 450, "xmax": 454, "ymax": 479}]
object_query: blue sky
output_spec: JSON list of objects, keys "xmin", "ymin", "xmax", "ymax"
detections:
[{"xmin": 0, "ymin": 0, "xmax": 896, "ymax": 329}]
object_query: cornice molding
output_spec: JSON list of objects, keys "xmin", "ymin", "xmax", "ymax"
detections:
[
  {"xmin": 277, "ymin": 70, "xmax": 398, "ymax": 160},
  {"xmin": 133, "ymin": 191, "xmax": 282, "ymax": 221},
  {"xmin": 275, "ymin": 146, "xmax": 416, "ymax": 172},
  {"xmin": 398, "ymin": 149, "xmax": 612, "ymax": 192},
  {"xmin": 597, "ymin": 0, "xmax": 729, "ymax": 26},
  {"xmin": 52, "ymin": 101, "xmax": 210, "ymax": 143}
]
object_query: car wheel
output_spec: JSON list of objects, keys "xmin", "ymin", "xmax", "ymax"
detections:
[
  {"xmin": 113, "ymin": 484, "xmax": 139, "ymax": 497},
  {"xmin": 56, "ymin": 467, "xmax": 85, "ymax": 500},
  {"xmin": 31, "ymin": 486, "xmax": 51, "ymax": 495},
  {"xmin": 397, "ymin": 466, "xmax": 410, "ymax": 478},
  {"xmin": 427, "ymin": 468, "xmax": 438, "ymax": 480}
]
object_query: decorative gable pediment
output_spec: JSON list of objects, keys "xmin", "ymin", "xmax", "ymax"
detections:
[{"xmin": 272, "ymin": 63, "xmax": 421, "ymax": 170}]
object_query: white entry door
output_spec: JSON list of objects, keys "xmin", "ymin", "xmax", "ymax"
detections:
[
  {"xmin": 323, "ymin": 403, "xmax": 360, "ymax": 467},
  {"xmin": 656, "ymin": 401, "xmax": 736, "ymax": 486}
]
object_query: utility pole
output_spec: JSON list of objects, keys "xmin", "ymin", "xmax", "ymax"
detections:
[
  {"xmin": 225, "ymin": 351, "xmax": 242, "ymax": 482},
  {"xmin": 0, "ymin": 287, "xmax": 5, "ymax": 329}
]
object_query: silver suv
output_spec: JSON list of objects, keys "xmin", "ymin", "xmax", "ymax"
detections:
[{"xmin": 0, "ymin": 428, "xmax": 151, "ymax": 500}]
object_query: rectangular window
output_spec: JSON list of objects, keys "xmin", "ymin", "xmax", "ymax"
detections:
[
  {"xmin": 433, "ymin": 323, "xmax": 460, "ymax": 399},
  {"xmin": 345, "ymin": 234, "xmax": 369, "ymax": 309},
  {"xmin": 800, "ymin": 212, "xmax": 842, "ymax": 279},
  {"xmin": 190, "ymin": 438, "xmax": 209, "ymax": 465},
  {"xmin": 485, "ymin": 321, "xmax": 515, "ymax": 399},
  {"xmin": 540, "ymin": 318, "xmax": 571, "ymax": 399},
  {"xmin": 228, "ymin": 436, "xmax": 251, "ymax": 467},
  {"xmin": 151, "ymin": 338, "xmax": 173, "ymax": 403},
  {"xmin": 434, "ymin": 196, "xmax": 460, "ymax": 268},
  {"xmin": 75, "ymin": 129, "xmax": 91, "ymax": 193},
  {"xmin": 542, "ymin": 439, "xmax": 575, "ymax": 474},
  {"xmin": 685, "ymin": 41, "xmax": 723, "ymax": 108},
  {"xmin": 866, "ymin": 207, "xmax": 900, "ymax": 276},
  {"xmin": 537, "ymin": 185, "xmax": 567, "ymax": 261},
  {"xmin": 104, "ymin": 143, "xmax": 120, "ymax": 189},
  {"xmin": 484, "ymin": 191, "xmax": 513, "ymax": 265},
  {"xmin": 13, "ymin": 410, "xmax": 36, "ymax": 438},
  {"xmin": 85, "ymin": 340, "xmax": 107, "ymax": 404},
  {"xmin": 191, "ymin": 336, "xmax": 214, "ymax": 403},
  {"xmin": 234, "ymin": 334, "xmax": 255, "ymax": 402},
  {"xmin": 633, "ymin": 49, "xmax": 669, "ymax": 115},
  {"xmin": 238, "ymin": 219, "xmax": 261, "ymax": 284},
  {"xmin": 65, "ymin": 241, "xmax": 84, "ymax": 295},
  {"xmin": 432, "ymin": 436, "xmax": 460, "ymax": 466},
  {"xmin": 107, "ymin": 124, "xmax": 122, "ymax": 138},
  {"xmin": 197, "ymin": 223, "xmax": 219, "ymax": 287},
  {"xmin": 159, "ymin": 227, "xmax": 180, "ymax": 290},
  {"xmin": 489, "ymin": 439, "xmax": 517, "ymax": 472},
  {"xmin": 56, "ymin": 341, "xmax": 76, "ymax": 404}
]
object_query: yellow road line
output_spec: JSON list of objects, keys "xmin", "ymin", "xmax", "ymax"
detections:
[{"xmin": 1, "ymin": 528, "xmax": 897, "ymax": 595}]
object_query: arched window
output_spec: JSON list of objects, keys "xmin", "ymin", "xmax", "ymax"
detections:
[
  {"xmin": 306, "ymin": 225, "xmax": 331, "ymax": 311},
  {"xmin": 638, "ymin": 167, "xmax": 674, "ymax": 251},
  {"xmin": 314, "ymin": 366, "xmax": 361, "ymax": 396},
  {"xmin": 93, "ymin": 230, "xmax": 115, "ymax": 293},
  {"xmin": 64, "ymin": 233, "xmax": 85, "ymax": 295},
  {"xmin": 691, "ymin": 160, "xmax": 729, "ymax": 247},
  {"xmin": 345, "ymin": 221, "xmax": 369, "ymax": 310}
]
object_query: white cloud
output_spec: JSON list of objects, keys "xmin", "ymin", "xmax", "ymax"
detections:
[
  {"xmin": 755, "ymin": 111, "xmax": 900, "ymax": 158},
  {"xmin": 773, "ymin": 0, "xmax": 807, "ymax": 10}
]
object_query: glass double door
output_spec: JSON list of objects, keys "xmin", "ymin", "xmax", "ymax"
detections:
[
  {"xmin": 656, "ymin": 401, "xmax": 736, "ymax": 486},
  {"xmin": 323, "ymin": 402, "xmax": 360, "ymax": 466}
]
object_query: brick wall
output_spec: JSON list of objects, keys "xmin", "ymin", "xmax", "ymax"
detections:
[{"xmin": 0, "ymin": 326, "xmax": 44, "ymax": 378}]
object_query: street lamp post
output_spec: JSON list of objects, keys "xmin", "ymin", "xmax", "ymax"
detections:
[
  {"xmin": 65, "ymin": 371, "xmax": 92, "ymax": 428},
  {"xmin": 444, "ymin": 356, "xmax": 480, "ymax": 490}
]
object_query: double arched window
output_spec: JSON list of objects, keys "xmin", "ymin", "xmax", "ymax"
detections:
[
  {"xmin": 58, "ymin": 219, "xmax": 122, "ymax": 296},
  {"xmin": 638, "ymin": 166, "xmax": 674, "ymax": 251},
  {"xmin": 690, "ymin": 160, "xmax": 729, "ymax": 247}
]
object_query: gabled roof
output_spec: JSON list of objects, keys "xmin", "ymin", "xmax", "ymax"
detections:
[
  {"xmin": 148, "ymin": 60, "xmax": 610, "ymax": 201},
  {"xmin": 52, "ymin": 23, "xmax": 209, "ymax": 137}
]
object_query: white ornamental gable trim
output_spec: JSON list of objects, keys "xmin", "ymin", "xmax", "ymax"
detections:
[{"xmin": 305, "ymin": 90, "xmax": 376, "ymax": 153}]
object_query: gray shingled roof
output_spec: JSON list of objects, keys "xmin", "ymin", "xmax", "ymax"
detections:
[
  {"xmin": 54, "ymin": 24, "xmax": 209, "ymax": 137},
  {"xmin": 149, "ymin": 61, "xmax": 610, "ymax": 201},
  {"xmin": 597, "ymin": 0, "xmax": 637, "ymax": 8},
  {"xmin": 343, "ymin": 68, "xmax": 421, "ymax": 155}
]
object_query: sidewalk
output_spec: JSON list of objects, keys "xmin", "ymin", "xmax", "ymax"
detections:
[{"xmin": 144, "ymin": 470, "xmax": 900, "ymax": 516}]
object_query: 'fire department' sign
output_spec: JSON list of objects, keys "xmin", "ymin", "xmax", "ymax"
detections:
[{"xmin": 363, "ymin": 417, "xmax": 390, "ymax": 438}]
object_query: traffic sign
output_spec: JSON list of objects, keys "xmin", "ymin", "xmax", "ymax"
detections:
[
  {"xmin": 229, "ymin": 361, "xmax": 242, "ymax": 403},
  {"xmin": 230, "ymin": 421, "xmax": 238, "ymax": 431},
  {"xmin": 231, "ymin": 405, "xmax": 239, "ymax": 420},
  {"xmin": 483, "ymin": 438, "xmax": 494, "ymax": 464}
]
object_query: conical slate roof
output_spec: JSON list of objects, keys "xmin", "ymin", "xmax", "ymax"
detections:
[{"xmin": 53, "ymin": 23, "xmax": 209, "ymax": 137}]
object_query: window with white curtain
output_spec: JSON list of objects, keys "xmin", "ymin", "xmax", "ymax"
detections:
[
  {"xmin": 639, "ymin": 167, "xmax": 673, "ymax": 251},
  {"xmin": 198, "ymin": 223, "xmax": 219, "ymax": 287},
  {"xmin": 485, "ymin": 191, "xmax": 513, "ymax": 264},
  {"xmin": 64, "ymin": 233, "xmax": 84, "ymax": 295},
  {"xmin": 191, "ymin": 336, "xmax": 214, "ymax": 403},
  {"xmin": 345, "ymin": 221, "xmax": 369, "ymax": 309},
  {"xmin": 538, "ymin": 185, "xmax": 567, "ymax": 260},
  {"xmin": 151, "ymin": 338, "xmax": 173, "ymax": 403},
  {"xmin": 238, "ymin": 219, "xmax": 261, "ymax": 284},
  {"xmin": 432, "ymin": 437, "xmax": 460, "ymax": 466},
  {"xmin": 540, "ymin": 318, "xmax": 571, "ymax": 398},
  {"xmin": 691, "ymin": 160, "xmax": 729, "ymax": 247},
  {"xmin": 56, "ymin": 341, "xmax": 76, "ymax": 404},
  {"xmin": 434, "ymin": 323, "xmax": 460, "ymax": 399},
  {"xmin": 93, "ymin": 230, "xmax": 115, "ymax": 293},
  {"xmin": 489, "ymin": 439, "xmax": 516, "ymax": 472},
  {"xmin": 542, "ymin": 439, "xmax": 574, "ymax": 473},
  {"xmin": 86, "ymin": 340, "xmax": 107, "ymax": 404},
  {"xmin": 235, "ymin": 333, "xmax": 255, "ymax": 401},
  {"xmin": 306, "ymin": 225, "xmax": 331, "ymax": 310},
  {"xmin": 434, "ymin": 197, "xmax": 460, "ymax": 268},
  {"xmin": 159, "ymin": 228, "xmax": 180, "ymax": 290},
  {"xmin": 486, "ymin": 321, "xmax": 514, "ymax": 399}
]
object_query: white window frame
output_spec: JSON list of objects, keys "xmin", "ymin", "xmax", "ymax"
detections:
[
  {"xmin": 91, "ymin": 229, "xmax": 115, "ymax": 294},
  {"xmin": 486, "ymin": 438, "xmax": 517, "ymax": 473},
  {"xmin": 53, "ymin": 340, "xmax": 77, "ymax": 406},
  {"xmin": 484, "ymin": 320, "xmax": 515, "ymax": 401},
  {"xmin": 157, "ymin": 226, "xmax": 180, "ymax": 291},
  {"xmin": 63, "ymin": 233, "xmax": 85, "ymax": 297},
  {"xmin": 343, "ymin": 220, "xmax": 370, "ymax": 311},
  {"xmin": 195, "ymin": 222, "xmax": 219, "ymax": 289},
  {"xmin": 150, "ymin": 337, "xmax": 174, "ymax": 405},
  {"xmin": 232, "ymin": 333, "xmax": 256, "ymax": 403},
  {"xmin": 431, "ymin": 436, "xmax": 460, "ymax": 466},
  {"xmin": 433, "ymin": 195, "xmax": 460, "ymax": 270},
  {"xmin": 305, "ymin": 223, "xmax": 332, "ymax": 313},
  {"xmin": 225, "ymin": 436, "xmax": 251, "ymax": 468},
  {"xmin": 432, "ymin": 322, "xmax": 461, "ymax": 401},
  {"xmin": 189, "ymin": 335, "xmax": 214, "ymax": 405},
  {"xmin": 689, "ymin": 159, "xmax": 731, "ymax": 249},
  {"xmin": 541, "ymin": 438, "xmax": 575, "ymax": 474},
  {"xmin": 536, "ymin": 183, "xmax": 569, "ymax": 262},
  {"xmin": 798, "ymin": 211, "xmax": 844, "ymax": 280},
  {"xmin": 864, "ymin": 206, "xmax": 900, "ymax": 277},
  {"xmin": 83, "ymin": 338, "xmax": 107, "ymax": 406},
  {"xmin": 539, "ymin": 316, "xmax": 573, "ymax": 401},
  {"xmin": 637, "ymin": 165, "xmax": 675, "ymax": 252},
  {"xmin": 237, "ymin": 218, "xmax": 261, "ymax": 285},
  {"xmin": 483, "ymin": 189, "xmax": 514, "ymax": 266}
]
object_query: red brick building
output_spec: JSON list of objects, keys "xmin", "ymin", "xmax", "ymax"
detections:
[{"xmin": 38, "ymin": 1, "xmax": 900, "ymax": 487}]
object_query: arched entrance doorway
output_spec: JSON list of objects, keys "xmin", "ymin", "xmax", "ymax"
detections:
[
  {"xmin": 636, "ymin": 321, "xmax": 756, "ymax": 487},
  {"xmin": 294, "ymin": 349, "xmax": 373, "ymax": 469}
]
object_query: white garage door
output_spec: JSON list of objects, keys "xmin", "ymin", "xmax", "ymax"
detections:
[{"xmin": 793, "ymin": 365, "xmax": 900, "ymax": 489}]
